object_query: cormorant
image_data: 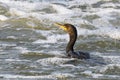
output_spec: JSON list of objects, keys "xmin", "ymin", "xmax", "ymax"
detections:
[{"xmin": 55, "ymin": 23, "xmax": 90, "ymax": 59}]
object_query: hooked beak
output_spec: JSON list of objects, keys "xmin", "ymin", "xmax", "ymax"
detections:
[{"xmin": 54, "ymin": 23, "xmax": 67, "ymax": 31}]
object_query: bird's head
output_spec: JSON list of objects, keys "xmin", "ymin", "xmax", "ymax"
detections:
[{"xmin": 54, "ymin": 23, "xmax": 77, "ymax": 34}]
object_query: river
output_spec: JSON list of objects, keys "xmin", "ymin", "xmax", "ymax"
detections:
[{"xmin": 0, "ymin": 0, "xmax": 120, "ymax": 80}]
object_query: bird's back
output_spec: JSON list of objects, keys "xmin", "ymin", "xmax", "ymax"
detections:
[{"xmin": 67, "ymin": 51, "xmax": 90, "ymax": 59}]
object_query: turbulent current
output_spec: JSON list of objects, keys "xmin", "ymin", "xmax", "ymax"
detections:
[{"xmin": 0, "ymin": 0, "xmax": 120, "ymax": 80}]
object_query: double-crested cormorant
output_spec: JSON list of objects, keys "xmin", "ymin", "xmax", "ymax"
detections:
[{"xmin": 55, "ymin": 23, "xmax": 90, "ymax": 59}]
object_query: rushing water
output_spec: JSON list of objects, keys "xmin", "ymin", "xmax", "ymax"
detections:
[{"xmin": 0, "ymin": 0, "xmax": 120, "ymax": 80}]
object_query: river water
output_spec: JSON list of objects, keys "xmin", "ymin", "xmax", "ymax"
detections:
[{"xmin": 0, "ymin": 0, "xmax": 120, "ymax": 80}]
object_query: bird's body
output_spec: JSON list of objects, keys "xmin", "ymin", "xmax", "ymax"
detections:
[{"xmin": 55, "ymin": 23, "xmax": 90, "ymax": 59}]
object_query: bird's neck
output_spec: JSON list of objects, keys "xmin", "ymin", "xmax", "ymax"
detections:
[{"xmin": 66, "ymin": 32, "xmax": 77, "ymax": 53}]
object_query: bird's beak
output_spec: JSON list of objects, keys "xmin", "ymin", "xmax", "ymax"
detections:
[{"xmin": 54, "ymin": 23, "xmax": 67, "ymax": 31}]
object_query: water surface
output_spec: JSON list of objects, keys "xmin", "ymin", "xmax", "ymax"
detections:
[{"xmin": 0, "ymin": 0, "xmax": 120, "ymax": 80}]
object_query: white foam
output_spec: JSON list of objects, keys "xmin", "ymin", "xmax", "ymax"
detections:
[
  {"xmin": 33, "ymin": 37, "xmax": 57, "ymax": 44},
  {"xmin": 82, "ymin": 70, "xmax": 92, "ymax": 75},
  {"xmin": 0, "ymin": 0, "xmax": 107, "ymax": 23},
  {"xmin": 0, "ymin": 0, "xmax": 120, "ymax": 23},
  {"xmin": 0, "ymin": 73, "xmax": 74, "ymax": 79},
  {"xmin": 106, "ymin": 29, "xmax": 120, "ymax": 39},
  {"xmin": 33, "ymin": 34, "xmax": 68, "ymax": 44},
  {"xmin": 5, "ymin": 59, "xmax": 30, "ymax": 62},
  {"xmin": 15, "ymin": 47, "xmax": 30, "ymax": 53},
  {"xmin": 26, "ymin": 21, "xmax": 37, "ymax": 27},
  {"xmin": 52, "ymin": 72, "xmax": 75, "ymax": 78},
  {"xmin": 100, "ymin": 64, "xmax": 120, "ymax": 73},
  {"xmin": 69, "ymin": 0, "xmax": 101, "ymax": 5},
  {"xmin": 0, "ymin": 43, "xmax": 16, "ymax": 47},
  {"xmin": 0, "ymin": 15, "xmax": 8, "ymax": 21},
  {"xmin": 60, "ymin": 64, "xmax": 76, "ymax": 68},
  {"xmin": 0, "ymin": 0, "xmax": 57, "ymax": 20},
  {"xmin": 77, "ymin": 25, "xmax": 120, "ymax": 40},
  {"xmin": 0, "ymin": 74, "xmax": 55, "ymax": 79},
  {"xmin": 81, "ymin": 70, "xmax": 103, "ymax": 78},
  {"xmin": 101, "ymin": 3, "xmax": 116, "ymax": 8},
  {"xmin": 47, "ymin": 51, "xmax": 65, "ymax": 57},
  {"xmin": 30, "ymin": 12, "xmax": 75, "ymax": 22},
  {"xmin": 6, "ymin": 36, "xmax": 17, "ymax": 39},
  {"xmin": 103, "ymin": 56, "xmax": 120, "ymax": 64},
  {"xmin": 9, "ymin": 8, "xmax": 27, "ymax": 16},
  {"xmin": 82, "ymin": 70, "xmax": 120, "ymax": 79},
  {"xmin": 52, "ymin": 4, "xmax": 73, "ymax": 14},
  {"xmin": 35, "ymin": 30, "xmax": 51, "ymax": 37},
  {"xmin": 0, "ymin": 0, "xmax": 49, "ymax": 12},
  {"xmin": 36, "ymin": 57, "xmax": 76, "ymax": 65},
  {"xmin": 95, "ymin": 26, "xmax": 120, "ymax": 39}
]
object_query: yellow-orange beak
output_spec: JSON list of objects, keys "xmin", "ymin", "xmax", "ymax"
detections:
[{"xmin": 54, "ymin": 23, "xmax": 67, "ymax": 31}]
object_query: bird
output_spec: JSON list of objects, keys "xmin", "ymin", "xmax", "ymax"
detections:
[{"xmin": 55, "ymin": 23, "xmax": 90, "ymax": 59}]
